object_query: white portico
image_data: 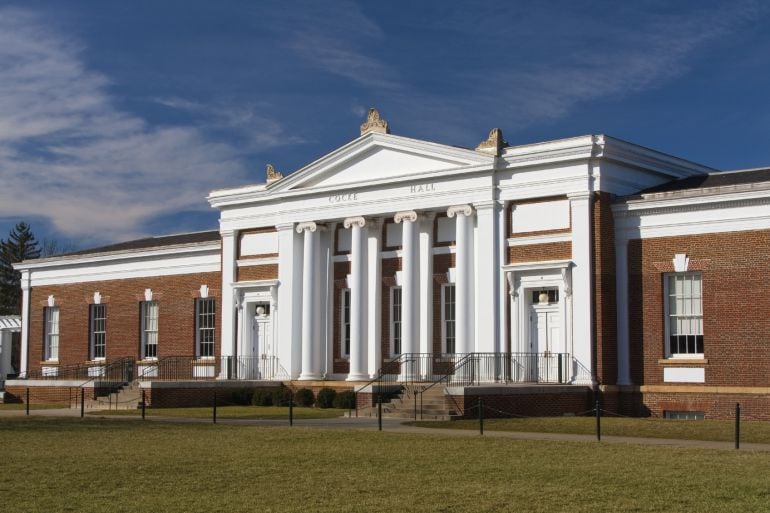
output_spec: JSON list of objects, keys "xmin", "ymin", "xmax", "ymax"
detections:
[{"xmin": 208, "ymin": 109, "xmax": 709, "ymax": 386}]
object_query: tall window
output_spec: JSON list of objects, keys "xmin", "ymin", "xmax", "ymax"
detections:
[
  {"xmin": 341, "ymin": 289, "xmax": 351, "ymax": 357},
  {"xmin": 196, "ymin": 298, "xmax": 216, "ymax": 358},
  {"xmin": 140, "ymin": 301, "xmax": 159, "ymax": 359},
  {"xmin": 43, "ymin": 307, "xmax": 60, "ymax": 361},
  {"xmin": 442, "ymin": 284, "xmax": 456, "ymax": 354},
  {"xmin": 665, "ymin": 273, "xmax": 703, "ymax": 356},
  {"xmin": 90, "ymin": 304, "xmax": 107, "ymax": 360},
  {"xmin": 391, "ymin": 287, "xmax": 402, "ymax": 355}
]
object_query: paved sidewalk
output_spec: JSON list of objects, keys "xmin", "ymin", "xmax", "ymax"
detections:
[{"xmin": 3, "ymin": 407, "xmax": 770, "ymax": 452}]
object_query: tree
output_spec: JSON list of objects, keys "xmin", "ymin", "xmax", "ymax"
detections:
[{"xmin": 0, "ymin": 222, "xmax": 41, "ymax": 315}]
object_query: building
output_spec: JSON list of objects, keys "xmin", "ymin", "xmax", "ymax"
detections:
[{"xmin": 6, "ymin": 109, "xmax": 770, "ymax": 419}]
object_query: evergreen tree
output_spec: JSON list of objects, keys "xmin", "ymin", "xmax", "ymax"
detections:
[{"xmin": 0, "ymin": 222, "xmax": 40, "ymax": 315}]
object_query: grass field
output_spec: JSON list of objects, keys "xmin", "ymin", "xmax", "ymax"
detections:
[
  {"xmin": 411, "ymin": 416, "xmax": 770, "ymax": 444},
  {"xmin": 2, "ymin": 417, "xmax": 769, "ymax": 513},
  {"xmin": 88, "ymin": 405, "xmax": 346, "ymax": 420}
]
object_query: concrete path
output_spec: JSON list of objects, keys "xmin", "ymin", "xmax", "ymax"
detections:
[{"xmin": 3, "ymin": 407, "xmax": 769, "ymax": 452}]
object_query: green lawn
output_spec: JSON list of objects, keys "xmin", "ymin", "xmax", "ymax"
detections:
[
  {"xmin": 1, "ymin": 417, "xmax": 769, "ymax": 513},
  {"xmin": 88, "ymin": 405, "xmax": 346, "ymax": 420},
  {"xmin": 411, "ymin": 416, "xmax": 770, "ymax": 444},
  {"xmin": 0, "ymin": 403, "xmax": 65, "ymax": 410}
]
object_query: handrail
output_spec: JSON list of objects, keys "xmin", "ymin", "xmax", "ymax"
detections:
[{"xmin": 420, "ymin": 352, "xmax": 478, "ymax": 394}]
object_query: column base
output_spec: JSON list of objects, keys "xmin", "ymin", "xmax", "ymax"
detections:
[
  {"xmin": 298, "ymin": 373, "xmax": 323, "ymax": 381},
  {"xmin": 346, "ymin": 373, "xmax": 370, "ymax": 382}
]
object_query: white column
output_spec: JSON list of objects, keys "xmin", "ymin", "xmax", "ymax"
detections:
[
  {"xmin": 568, "ymin": 191, "xmax": 595, "ymax": 384},
  {"xmin": 498, "ymin": 201, "xmax": 509, "ymax": 354},
  {"xmin": 344, "ymin": 217, "xmax": 368, "ymax": 381},
  {"xmin": 297, "ymin": 222, "xmax": 322, "ymax": 380},
  {"xmin": 277, "ymin": 223, "xmax": 303, "ymax": 378},
  {"xmin": 474, "ymin": 201, "xmax": 497, "ymax": 353},
  {"xmin": 615, "ymin": 237, "xmax": 631, "ymax": 385},
  {"xmin": 448, "ymin": 205, "xmax": 474, "ymax": 354},
  {"xmin": 219, "ymin": 231, "xmax": 237, "ymax": 366},
  {"xmin": 19, "ymin": 270, "xmax": 30, "ymax": 378},
  {"xmin": 395, "ymin": 211, "xmax": 418, "ymax": 361},
  {"xmin": 418, "ymin": 213, "xmax": 435, "ymax": 358},
  {"xmin": 367, "ymin": 219, "xmax": 383, "ymax": 377}
]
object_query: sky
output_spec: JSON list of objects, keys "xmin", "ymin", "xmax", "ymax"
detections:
[{"xmin": 1, "ymin": 0, "xmax": 770, "ymax": 250}]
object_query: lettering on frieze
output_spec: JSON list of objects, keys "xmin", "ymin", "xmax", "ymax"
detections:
[
  {"xmin": 409, "ymin": 183, "xmax": 436, "ymax": 194},
  {"xmin": 328, "ymin": 192, "xmax": 359, "ymax": 203}
]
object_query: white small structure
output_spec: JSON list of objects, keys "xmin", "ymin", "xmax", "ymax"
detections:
[{"xmin": 0, "ymin": 316, "xmax": 21, "ymax": 389}]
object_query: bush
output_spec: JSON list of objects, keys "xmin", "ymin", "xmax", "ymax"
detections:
[
  {"xmin": 252, "ymin": 389, "xmax": 274, "ymax": 407},
  {"xmin": 272, "ymin": 386, "xmax": 293, "ymax": 407},
  {"xmin": 230, "ymin": 388, "xmax": 255, "ymax": 405},
  {"xmin": 333, "ymin": 390, "xmax": 356, "ymax": 410},
  {"xmin": 294, "ymin": 388, "xmax": 315, "ymax": 407},
  {"xmin": 316, "ymin": 387, "xmax": 337, "ymax": 409}
]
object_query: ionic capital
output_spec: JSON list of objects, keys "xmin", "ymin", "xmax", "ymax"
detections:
[
  {"xmin": 394, "ymin": 210, "xmax": 418, "ymax": 224},
  {"xmin": 296, "ymin": 221, "xmax": 318, "ymax": 234},
  {"xmin": 447, "ymin": 204, "xmax": 474, "ymax": 218},
  {"xmin": 343, "ymin": 216, "xmax": 367, "ymax": 229}
]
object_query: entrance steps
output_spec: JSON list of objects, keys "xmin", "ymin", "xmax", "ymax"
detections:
[
  {"xmin": 73, "ymin": 381, "xmax": 142, "ymax": 411},
  {"xmin": 357, "ymin": 385, "xmax": 459, "ymax": 421}
]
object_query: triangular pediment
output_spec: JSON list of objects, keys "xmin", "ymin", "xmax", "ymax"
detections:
[{"xmin": 271, "ymin": 133, "xmax": 493, "ymax": 192}]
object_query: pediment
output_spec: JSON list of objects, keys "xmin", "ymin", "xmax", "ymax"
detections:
[{"xmin": 271, "ymin": 133, "xmax": 493, "ymax": 192}]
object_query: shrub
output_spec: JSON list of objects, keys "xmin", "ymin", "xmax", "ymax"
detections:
[
  {"xmin": 333, "ymin": 390, "xmax": 356, "ymax": 410},
  {"xmin": 230, "ymin": 388, "xmax": 255, "ymax": 405},
  {"xmin": 252, "ymin": 389, "xmax": 273, "ymax": 407},
  {"xmin": 271, "ymin": 387, "xmax": 293, "ymax": 407},
  {"xmin": 294, "ymin": 388, "xmax": 315, "ymax": 407},
  {"xmin": 316, "ymin": 387, "xmax": 337, "ymax": 409}
]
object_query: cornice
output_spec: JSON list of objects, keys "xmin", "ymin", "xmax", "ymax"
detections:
[{"xmin": 613, "ymin": 190, "xmax": 770, "ymax": 218}]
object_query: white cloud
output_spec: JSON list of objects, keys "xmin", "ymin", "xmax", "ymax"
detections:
[{"xmin": 0, "ymin": 8, "xmax": 287, "ymax": 242}]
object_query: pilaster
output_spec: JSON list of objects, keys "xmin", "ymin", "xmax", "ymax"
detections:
[{"xmin": 568, "ymin": 191, "xmax": 595, "ymax": 384}]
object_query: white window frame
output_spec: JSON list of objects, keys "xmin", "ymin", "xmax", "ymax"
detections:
[
  {"xmin": 140, "ymin": 301, "xmax": 159, "ymax": 360},
  {"xmin": 340, "ymin": 288, "xmax": 351, "ymax": 358},
  {"xmin": 441, "ymin": 283, "xmax": 456, "ymax": 354},
  {"xmin": 195, "ymin": 298, "xmax": 216, "ymax": 359},
  {"xmin": 664, "ymin": 272, "xmax": 704, "ymax": 358},
  {"xmin": 43, "ymin": 306, "xmax": 60, "ymax": 361},
  {"xmin": 90, "ymin": 304, "xmax": 107, "ymax": 360},
  {"xmin": 390, "ymin": 286, "xmax": 402, "ymax": 356}
]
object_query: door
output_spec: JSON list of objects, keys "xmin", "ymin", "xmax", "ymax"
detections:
[
  {"xmin": 243, "ymin": 304, "xmax": 271, "ymax": 379},
  {"xmin": 529, "ymin": 304, "xmax": 561, "ymax": 382}
]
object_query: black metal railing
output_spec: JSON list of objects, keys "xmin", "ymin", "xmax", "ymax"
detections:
[
  {"xmin": 470, "ymin": 352, "xmax": 571, "ymax": 385},
  {"xmin": 24, "ymin": 357, "xmax": 134, "ymax": 383},
  {"xmin": 136, "ymin": 355, "xmax": 289, "ymax": 381}
]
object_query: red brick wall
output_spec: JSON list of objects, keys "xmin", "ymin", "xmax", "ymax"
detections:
[
  {"xmin": 593, "ymin": 192, "xmax": 617, "ymax": 385},
  {"xmin": 27, "ymin": 272, "xmax": 222, "ymax": 375},
  {"xmin": 452, "ymin": 389, "xmax": 593, "ymax": 418},
  {"xmin": 628, "ymin": 230, "xmax": 770, "ymax": 387},
  {"xmin": 332, "ymin": 261, "xmax": 351, "ymax": 374},
  {"xmin": 432, "ymin": 253, "xmax": 455, "ymax": 354},
  {"xmin": 508, "ymin": 242, "xmax": 572, "ymax": 263},
  {"xmin": 380, "ymin": 258, "xmax": 402, "ymax": 359},
  {"xmin": 236, "ymin": 264, "xmax": 278, "ymax": 282}
]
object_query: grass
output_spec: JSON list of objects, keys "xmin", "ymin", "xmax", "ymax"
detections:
[
  {"xmin": 1, "ymin": 417, "xmax": 769, "ymax": 513},
  {"xmin": 410, "ymin": 416, "xmax": 770, "ymax": 444},
  {"xmin": 0, "ymin": 403, "xmax": 65, "ymax": 410},
  {"xmin": 88, "ymin": 405, "xmax": 346, "ymax": 420}
]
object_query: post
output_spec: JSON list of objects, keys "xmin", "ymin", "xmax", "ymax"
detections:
[
  {"xmin": 735, "ymin": 403, "xmax": 741, "ymax": 450},
  {"xmin": 213, "ymin": 391, "xmax": 217, "ymax": 424},
  {"xmin": 377, "ymin": 394, "xmax": 382, "ymax": 432},
  {"xmin": 478, "ymin": 398, "xmax": 484, "ymax": 435},
  {"xmin": 80, "ymin": 388, "xmax": 85, "ymax": 418},
  {"xmin": 26, "ymin": 388, "xmax": 29, "ymax": 416},
  {"xmin": 355, "ymin": 391, "xmax": 359, "ymax": 418},
  {"xmin": 141, "ymin": 390, "xmax": 146, "ymax": 420},
  {"xmin": 595, "ymin": 399, "xmax": 601, "ymax": 442},
  {"xmin": 289, "ymin": 392, "xmax": 294, "ymax": 427},
  {"xmin": 414, "ymin": 390, "xmax": 417, "ymax": 421}
]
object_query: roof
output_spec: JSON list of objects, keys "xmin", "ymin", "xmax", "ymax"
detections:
[
  {"xmin": 0, "ymin": 316, "xmax": 21, "ymax": 331},
  {"xmin": 637, "ymin": 167, "xmax": 770, "ymax": 195},
  {"xmin": 57, "ymin": 230, "xmax": 221, "ymax": 258}
]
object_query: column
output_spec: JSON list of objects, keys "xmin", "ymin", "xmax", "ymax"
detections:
[
  {"xmin": 276, "ymin": 223, "xmax": 303, "ymax": 378},
  {"xmin": 219, "ymin": 230, "xmax": 237, "ymax": 366},
  {"xmin": 344, "ymin": 217, "xmax": 368, "ymax": 381},
  {"xmin": 474, "ymin": 201, "xmax": 497, "ymax": 354},
  {"xmin": 615, "ymin": 237, "xmax": 631, "ymax": 386},
  {"xmin": 297, "ymin": 222, "xmax": 322, "ymax": 380},
  {"xmin": 568, "ymin": 192, "xmax": 595, "ymax": 384},
  {"xmin": 19, "ymin": 270, "xmax": 30, "ymax": 378},
  {"xmin": 418, "ymin": 213, "xmax": 435, "ymax": 357},
  {"xmin": 395, "ymin": 211, "xmax": 418, "ymax": 379},
  {"xmin": 448, "ymin": 205, "xmax": 474, "ymax": 355},
  {"xmin": 367, "ymin": 219, "xmax": 383, "ymax": 377}
]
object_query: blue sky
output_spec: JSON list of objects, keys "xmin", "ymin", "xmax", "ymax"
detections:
[{"xmin": 1, "ymin": 0, "xmax": 769, "ymax": 249}]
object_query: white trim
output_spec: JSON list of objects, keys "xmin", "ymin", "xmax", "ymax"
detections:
[
  {"xmin": 389, "ymin": 286, "xmax": 402, "ymax": 356},
  {"xmin": 507, "ymin": 233, "xmax": 572, "ymax": 246},
  {"xmin": 340, "ymin": 288, "xmax": 351, "ymax": 358},
  {"xmin": 237, "ymin": 257, "xmax": 279, "ymax": 267},
  {"xmin": 441, "ymin": 283, "xmax": 456, "ymax": 354}
]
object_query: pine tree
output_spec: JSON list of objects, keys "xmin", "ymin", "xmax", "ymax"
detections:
[{"xmin": 0, "ymin": 222, "xmax": 41, "ymax": 315}]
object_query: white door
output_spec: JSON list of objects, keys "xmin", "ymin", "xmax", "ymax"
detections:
[
  {"xmin": 242, "ymin": 305, "xmax": 271, "ymax": 379},
  {"xmin": 529, "ymin": 304, "xmax": 561, "ymax": 382}
]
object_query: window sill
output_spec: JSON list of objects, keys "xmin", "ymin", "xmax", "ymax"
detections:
[
  {"xmin": 39, "ymin": 360, "xmax": 59, "ymax": 365},
  {"xmin": 334, "ymin": 358, "xmax": 350, "ymax": 363},
  {"xmin": 658, "ymin": 358, "xmax": 709, "ymax": 366}
]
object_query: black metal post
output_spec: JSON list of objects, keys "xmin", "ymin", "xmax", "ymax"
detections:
[
  {"xmin": 377, "ymin": 394, "xmax": 382, "ymax": 431},
  {"xmin": 25, "ymin": 388, "xmax": 29, "ymax": 416},
  {"xmin": 289, "ymin": 392, "xmax": 294, "ymax": 427},
  {"xmin": 595, "ymin": 399, "xmax": 601, "ymax": 442},
  {"xmin": 213, "ymin": 391, "xmax": 217, "ymax": 424},
  {"xmin": 80, "ymin": 388, "xmax": 85, "ymax": 418},
  {"xmin": 420, "ymin": 390, "xmax": 423, "ymax": 421},
  {"xmin": 478, "ymin": 398, "xmax": 484, "ymax": 435},
  {"xmin": 735, "ymin": 403, "xmax": 741, "ymax": 450},
  {"xmin": 355, "ymin": 391, "xmax": 358, "ymax": 418},
  {"xmin": 141, "ymin": 390, "xmax": 146, "ymax": 420},
  {"xmin": 414, "ymin": 390, "xmax": 417, "ymax": 421}
]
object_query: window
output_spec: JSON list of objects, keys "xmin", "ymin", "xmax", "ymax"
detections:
[
  {"xmin": 341, "ymin": 289, "xmax": 351, "ymax": 357},
  {"xmin": 140, "ymin": 301, "xmax": 159, "ymax": 360},
  {"xmin": 90, "ymin": 304, "xmax": 107, "ymax": 360},
  {"xmin": 43, "ymin": 307, "xmax": 60, "ymax": 361},
  {"xmin": 665, "ymin": 273, "xmax": 703, "ymax": 356},
  {"xmin": 391, "ymin": 287, "xmax": 402, "ymax": 355},
  {"xmin": 665, "ymin": 411, "xmax": 704, "ymax": 420},
  {"xmin": 196, "ymin": 298, "xmax": 216, "ymax": 358},
  {"xmin": 442, "ymin": 284, "xmax": 456, "ymax": 354}
]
